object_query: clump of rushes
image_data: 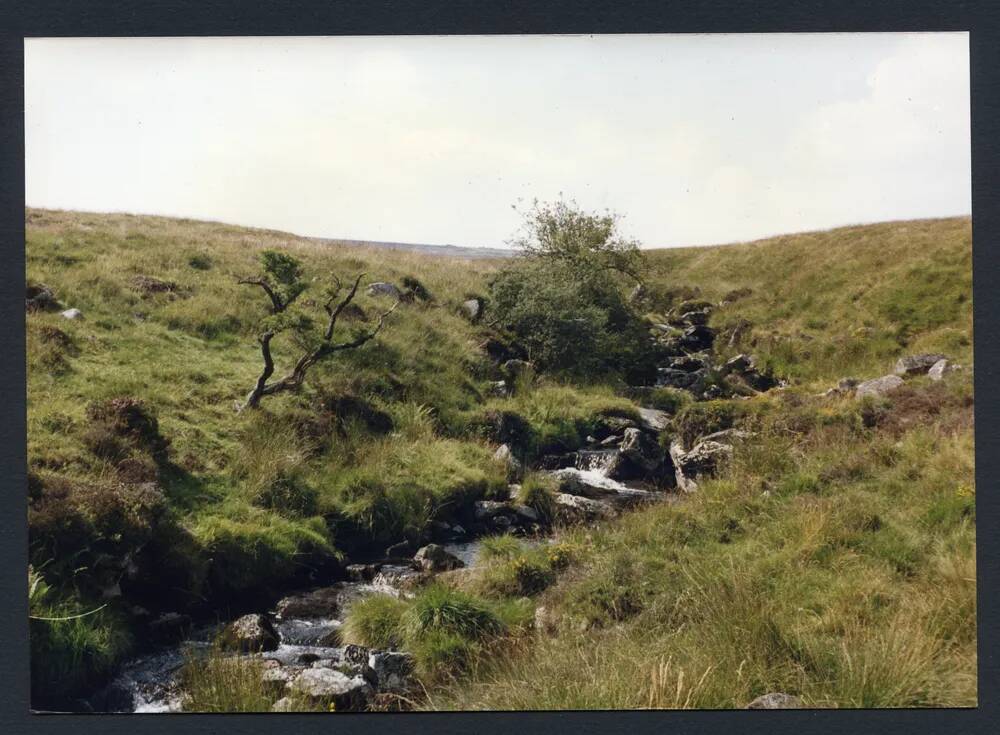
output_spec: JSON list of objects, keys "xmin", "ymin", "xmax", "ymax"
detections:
[
  {"xmin": 404, "ymin": 585, "xmax": 506, "ymax": 640},
  {"xmin": 340, "ymin": 594, "xmax": 408, "ymax": 649},
  {"xmin": 516, "ymin": 473, "xmax": 557, "ymax": 523},
  {"xmin": 178, "ymin": 648, "xmax": 273, "ymax": 712},
  {"xmin": 479, "ymin": 534, "xmax": 526, "ymax": 561}
]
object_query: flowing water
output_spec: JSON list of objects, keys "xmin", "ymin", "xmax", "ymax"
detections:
[{"xmin": 84, "ymin": 542, "xmax": 481, "ymax": 713}]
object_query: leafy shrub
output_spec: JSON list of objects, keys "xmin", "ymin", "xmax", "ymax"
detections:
[{"xmin": 487, "ymin": 200, "xmax": 656, "ymax": 380}]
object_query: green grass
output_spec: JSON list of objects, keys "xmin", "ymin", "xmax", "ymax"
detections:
[
  {"xmin": 424, "ymin": 375, "xmax": 976, "ymax": 709},
  {"xmin": 26, "ymin": 208, "xmax": 974, "ymax": 709}
]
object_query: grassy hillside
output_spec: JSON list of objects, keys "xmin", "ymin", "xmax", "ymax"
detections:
[
  {"xmin": 645, "ymin": 217, "xmax": 972, "ymax": 383},
  {"xmin": 25, "ymin": 209, "xmax": 973, "ymax": 708}
]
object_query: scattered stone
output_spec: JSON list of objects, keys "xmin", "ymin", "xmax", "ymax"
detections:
[
  {"xmin": 288, "ymin": 668, "xmax": 373, "ymax": 711},
  {"xmin": 218, "ymin": 614, "xmax": 279, "ymax": 653},
  {"xmin": 552, "ymin": 468, "xmax": 623, "ymax": 498},
  {"xmin": 343, "ymin": 643, "xmax": 371, "ymax": 667},
  {"xmin": 488, "ymin": 380, "xmax": 509, "ymax": 398},
  {"xmin": 616, "ymin": 427, "xmax": 666, "ymax": 475},
  {"xmin": 413, "ymin": 544, "xmax": 464, "ymax": 572},
  {"xmin": 854, "ymin": 374, "xmax": 904, "ymax": 399},
  {"xmin": 367, "ymin": 651, "xmax": 414, "ymax": 693},
  {"xmin": 747, "ymin": 692, "xmax": 804, "ymax": 709},
  {"xmin": 60, "ymin": 308, "xmax": 84, "ymax": 320},
  {"xmin": 366, "ymin": 282, "xmax": 401, "ymax": 299},
  {"xmin": 669, "ymin": 440, "xmax": 699, "ymax": 494},
  {"xmin": 677, "ymin": 440, "xmax": 733, "ymax": 478},
  {"xmin": 262, "ymin": 665, "xmax": 300, "ymax": 695},
  {"xmin": 276, "ymin": 587, "xmax": 349, "ymax": 620},
  {"xmin": 553, "ymin": 493, "xmax": 615, "ymax": 524},
  {"xmin": 721, "ymin": 353, "xmax": 753, "ymax": 375},
  {"xmin": 699, "ymin": 428, "xmax": 755, "ymax": 444},
  {"xmin": 461, "ymin": 298, "xmax": 482, "ymax": 321},
  {"xmin": 345, "ymin": 563, "xmax": 380, "ymax": 582},
  {"xmin": 473, "ymin": 500, "xmax": 513, "ymax": 520},
  {"xmin": 894, "ymin": 353, "xmax": 948, "ymax": 376},
  {"xmin": 494, "ymin": 443, "xmax": 523, "ymax": 481},
  {"xmin": 928, "ymin": 358, "xmax": 956, "ymax": 381},
  {"xmin": 637, "ymin": 407, "xmax": 670, "ymax": 433},
  {"xmin": 679, "ymin": 309, "xmax": 711, "ymax": 326},
  {"xmin": 657, "ymin": 367, "xmax": 704, "ymax": 389},
  {"xmin": 271, "ymin": 697, "xmax": 300, "ymax": 712},
  {"xmin": 678, "ymin": 324, "xmax": 716, "ymax": 352},
  {"xmin": 513, "ymin": 504, "xmax": 540, "ymax": 523}
]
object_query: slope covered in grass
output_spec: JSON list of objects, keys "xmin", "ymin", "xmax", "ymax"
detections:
[
  {"xmin": 25, "ymin": 209, "xmax": 973, "ymax": 708},
  {"xmin": 644, "ymin": 217, "xmax": 972, "ymax": 383}
]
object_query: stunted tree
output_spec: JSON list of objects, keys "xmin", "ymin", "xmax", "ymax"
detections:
[
  {"xmin": 237, "ymin": 250, "xmax": 398, "ymax": 411},
  {"xmin": 488, "ymin": 199, "xmax": 656, "ymax": 381},
  {"xmin": 508, "ymin": 198, "xmax": 646, "ymax": 286}
]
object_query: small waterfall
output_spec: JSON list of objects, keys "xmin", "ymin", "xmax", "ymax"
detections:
[{"xmin": 575, "ymin": 449, "xmax": 619, "ymax": 476}]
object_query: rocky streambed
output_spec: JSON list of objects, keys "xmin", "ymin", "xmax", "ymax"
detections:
[{"xmin": 81, "ymin": 411, "xmax": 695, "ymax": 714}]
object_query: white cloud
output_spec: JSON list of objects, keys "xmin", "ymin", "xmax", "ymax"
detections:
[{"xmin": 25, "ymin": 33, "xmax": 970, "ymax": 248}]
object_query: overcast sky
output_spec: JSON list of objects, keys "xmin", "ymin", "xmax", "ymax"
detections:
[{"xmin": 25, "ymin": 33, "xmax": 970, "ymax": 249}]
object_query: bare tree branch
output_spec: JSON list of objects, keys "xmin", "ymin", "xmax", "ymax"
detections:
[
  {"xmin": 238, "ymin": 270, "xmax": 398, "ymax": 411},
  {"xmin": 238, "ymin": 277, "xmax": 286, "ymax": 314}
]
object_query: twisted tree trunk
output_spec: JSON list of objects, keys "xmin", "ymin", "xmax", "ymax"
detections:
[{"xmin": 239, "ymin": 274, "xmax": 397, "ymax": 411}]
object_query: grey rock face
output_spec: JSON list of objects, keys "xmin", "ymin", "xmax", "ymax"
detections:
[
  {"xmin": 461, "ymin": 298, "xmax": 482, "ymax": 321},
  {"xmin": 288, "ymin": 668, "xmax": 373, "ymax": 711},
  {"xmin": 413, "ymin": 543, "xmax": 464, "ymax": 572},
  {"xmin": 494, "ymin": 443, "xmax": 523, "ymax": 481},
  {"xmin": 366, "ymin": 282, "xmax": 401, "ymax": 299},
  {"xmin": 746, "ymin": 692, "xmax": 804, "ymax": 709},
  {"xmin": 617, "ymin": 427, "xmax": 666, "ymax": 474},
  {"xmin": 218, "ymin": 613, "xmax": 279, "ymax": 653},
  {"xmin": 637, "ymin": 407, "xmax": 670, "ymax": 433},
  {"xmin": 276, "ymin": 586, "xmax": 352, "ymax": 620},
  {"xmin": 894, "ymin": 353, "xmax": 947, "ymax": 376},
  {"xmin": 552, "ymin": 468, "xmax": 624, "ymax": 498},
  {"xmin": 367, "ymin": 651, "xmax": 415, "ymax": 693},
  {"xmin": 855, "ymin": 374, "xmax": 904, "ymax": 399},
  {"xmin": 928, "ymin": 358, "xmax": 956, "ymax": 381},
  {"xmin": 553, "ymin": 493, "xmax": 615, "ymax": 524}
]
